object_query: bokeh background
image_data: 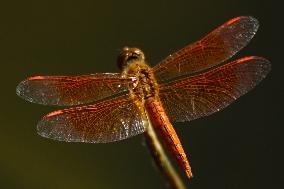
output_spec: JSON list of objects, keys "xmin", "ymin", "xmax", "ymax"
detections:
[{"xmin": 0, "ymin": 0, "xmax": 282, "ymax": 189}]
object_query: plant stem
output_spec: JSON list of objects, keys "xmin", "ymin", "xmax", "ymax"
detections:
[{"xmin": 144, "ymin": 120, "xmax": 187, "ymax": 189}]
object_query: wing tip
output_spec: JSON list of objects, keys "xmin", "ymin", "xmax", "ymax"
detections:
[
  {"xmin": 226, "ymin": 16, "xmax": 259, "ymax": 37},
  {"xmin": 16, "ymin": 77, "xmax": 61, "ymax": 106},
  {"xmin": 16, "ymin": 76, "xmax": 47, "ymax": 97},
  {"xmin": 37, "ymin": 117, "xmax": 68, "ymax": 142},
  {"xmin": 235, "ymin": 56, "xmax": 271, "ymax": 81},
  {"xmin": 16, "ymin": 80, "xmax": 25, "ymax": 96},
  {"xmin": 37, "ymin": 118, "xmax": 50, "ymax": 139},
  {"xmin": 16, "ymin": 80, "xmax": 24, "ymax": 97},
  {"xmin": 227, "ymin": 16, "xmax": 259, "ymax": 26},
  {"xmin": 16, "ymin": 80, "xmax": 34, "ymax": 103},
  {"xmin": 238, "ymin": 56, "xmax": 271, "ymax": 68},
  {"xmin": 37, "ymin": 118, "xmax": 92, "ymax": 143}
]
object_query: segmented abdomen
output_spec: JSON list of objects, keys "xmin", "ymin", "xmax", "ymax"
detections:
[{"xmin": 145, "ymin": 97, "xmax": 193, "ymax": 178}]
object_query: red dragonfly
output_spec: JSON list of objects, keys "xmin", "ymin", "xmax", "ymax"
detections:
[{"xmin": 16, "ymin": 16, "xmax": 270, "ymax": 178}]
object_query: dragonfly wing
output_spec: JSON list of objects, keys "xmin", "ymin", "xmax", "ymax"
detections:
[
  {"xmin": 37, "ymin": 95, "xmax": 146, "ymax": 143},
  {"xmin": 16, "ymin": 73, "xmax": 136, "ymax": 106},
  {"xmin": 159, "ymin": 56, "xmax": 270, "ymax": 122},
  {"xmin": 153, "ymin": 16, "xmax": 259, "ymax": 82}
]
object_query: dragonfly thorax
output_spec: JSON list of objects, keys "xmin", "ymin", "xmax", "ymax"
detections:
[
  {"xmin": 119, "ymin": 48, "xmax": 158, "ymax": 101},
  {"xmin": 131, "ymin": 66, "xmax": 158, "ymax": 100}
]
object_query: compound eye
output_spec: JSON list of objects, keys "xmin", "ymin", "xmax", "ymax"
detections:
[{"xmin": 117, "ymin": 53, "xmax": 126, "ymax": 70}]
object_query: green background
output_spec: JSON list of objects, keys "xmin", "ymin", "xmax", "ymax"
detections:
[{"xmin": 0, "ymin": 0, "xmax": 281, "ymax": 189}]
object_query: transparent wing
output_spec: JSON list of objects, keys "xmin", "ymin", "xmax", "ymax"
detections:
[
  {"xmin": 16, "ymin": 73, "xmax": 136, "ymax": 106},
  {"xmin": 159, "ymin": 56, "xmax": 271, "ymax": 122},
  {"xmin": 37, "ymin": 95, "xmax": 146, "ymax": 143},
  {"xmin": 153, "ymin": 16, "xmax": 259, "ymax": 82}
]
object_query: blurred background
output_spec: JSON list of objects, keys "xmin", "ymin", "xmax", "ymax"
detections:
[{"xmin": 0, "ymin": 0, "xmax": 281, "ymax": 189}]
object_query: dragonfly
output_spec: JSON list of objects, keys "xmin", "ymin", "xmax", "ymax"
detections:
[{"xmin": 16, "ymin": 16, "xmax": 270, "ymax": 178}]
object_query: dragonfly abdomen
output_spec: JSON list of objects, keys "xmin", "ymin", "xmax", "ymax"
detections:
[{"xmin": 145, "ymin": 97, "xmax": 193, "ymax": 178}]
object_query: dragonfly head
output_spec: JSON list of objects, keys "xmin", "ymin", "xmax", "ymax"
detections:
[{"xmin": 117, "ymin": 47, "xmax": 145, "ymax": 70}]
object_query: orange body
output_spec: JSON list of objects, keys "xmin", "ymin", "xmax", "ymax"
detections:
[{"xmin": 145, "ymin": 97, "xmax": 192, "ymax": 178}]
